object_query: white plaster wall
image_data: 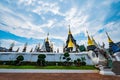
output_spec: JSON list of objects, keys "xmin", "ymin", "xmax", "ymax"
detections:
[{"xmin": 0, "ymin": 52, "xmax": 93, "ymax": 65}]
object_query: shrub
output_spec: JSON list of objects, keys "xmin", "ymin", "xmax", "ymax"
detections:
[
  {"xmin": 77, "ymin": 58, "xmax": 81, "ymax": 62},
  {"xmin": 77, "ymin": 58, "xmax": 81, "ymax": 66},
  {"xmin": 15, "ymin": 55, "xmax": 24, "ymax": 65},
  {"xmin": 38, "ymin": 54, "xmax": 46, "ymax": 59},
  {"xmin": 37, "ymin": 54, "xmax": 46, "ymax": 66},
  {"xmin": 64, "ymin": 52, "xmax": 70, "ymax": 57},
  {"xmin": 81, "ymin": 62, "xmax": 86, "ymax": 66},
  {"xmin": 67, "ymin": 57, "xmax": 71, "ymax": 61},
  {"xmin": 17, "ymin": 55, "xmax": 24, "ymax": 61},
  {"xmin": 81, "ymin": 57, "xmax": 86, "ymax": 66},
  {"xmin": 63, "ymin": 52, "xmax": 71, "ymax": 66}
]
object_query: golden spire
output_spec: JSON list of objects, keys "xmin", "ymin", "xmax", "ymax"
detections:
[
  {"xmin": 91, "ymin": 36, "xmax": 99, "ymax": 47},
  {"xmin": 68, "ymin": 25, "xmax": 71, "ymax": 34},
  {"xmin": 68, "ymin": 37, "xmax": 74, "ymax": 48},
  {"xmin": 87, "ymin": 31, "xmax": 94, "ymax": 46},
  {"xmin": 91, "ymin": 36, "xmax": 96, "ymax": 45},
  {"xmin": 106, "ymin": 32, "xmax": 113, "ymax": 43},
  {"xmin": 45, "ymin": 33, "xmax": 49, "ymax": 42},
  {"xmin": 91, "ymin": 36, "xmax": 94, "ymax": 41}
]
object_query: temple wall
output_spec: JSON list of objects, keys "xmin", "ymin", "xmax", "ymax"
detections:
[{"xmin": 0, "ymin": 52, "xmax": 94, "ymax": 65}]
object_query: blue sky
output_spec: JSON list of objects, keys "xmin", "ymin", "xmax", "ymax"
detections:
[{"xmin": 0, "ymin": 0, "xmax": 120, "ymax": 52}]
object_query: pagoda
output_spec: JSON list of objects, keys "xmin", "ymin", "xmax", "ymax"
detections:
[
  {"xmin": 41, "ymin": 33, "xmax": 53, "ymax": 52},
  {"xmin": 106, "ymin": 32, "xmax": 120, "ymax": 53},
  {"xmin": 64, "ymin": 25, "xmax": 79, "ymax": 52},
  {"xmin": 87, "ymin": 31, "xmax": 96, "ymax": 51},
  {"xmin": 8, "ymin": 42, "xmax": 15, "ymax": 52}
]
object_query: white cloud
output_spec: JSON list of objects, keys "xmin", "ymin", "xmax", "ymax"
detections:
[
  {"xmin": 32, "ymin": 1, "xmax": 61, "ymax": 15},
  {"xmin": 0, "ymin": 4, "xmax": 45, "ymax": 39},
  {"xmin": 18, "ymin": 0, "xmax": 36, "ymax": 6}
]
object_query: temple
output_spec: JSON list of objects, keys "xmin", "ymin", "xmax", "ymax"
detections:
[
  {"xmin": 106, "ymin": 32, "xmax": 120, "ymax": 53},
  {"xmin": 41, "ymin": 33, "xmax": 53, "ymax": 52},
  {"xmin": 8, "ymin": 42, "xmax": 15, "ymax": 52},
  {"xmin": 87, "ymin": 31, "xmax": 96, "ymax": 51},
  {"xmin": 0, "ymin": 30, "xmax": 120, "ymax": 75},
  {"xmin": 63, "ymin": 25, "xmax": 79, "ymax": 52}
]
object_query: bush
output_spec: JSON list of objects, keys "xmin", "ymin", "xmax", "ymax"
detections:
[
  {"xmin": 77, "ymin": 58, "xmax": 81, "ymax": 62},
  {"xmin": 38, "ymin": 54, "xmax": 46, "ymax": 59},
  {"xmin": 81, "ymin": 57, "xmax": 86, "ymax": 66},
  {"xmin": 15, "ymin": 55, "xmax": 24, "ymax": 65},
  {"xmin": 75, "ymin": 58, "xmax": 81, "ymax": 66},
  {"xmin": 67, "ymin": 57, "xmax": 71, "ymax": 61},
  {"xmin": 16, "ymin": 55, "xmax": 24, "ymax": 61},
  {"xmin": 63, "ymin": 52, "xmax": 71, "ymax": 66},
  {"xmin": 64, "ymin": 52, "xmax": 70, "ymax": 57},
  {"xmin": 0, "ymin": 61, "xmax": 15, "ymax": 65},
  {"xmin": 81, "ymin": 62, "xmax": 86, "ymax": 66},
  {"xmin": 37, "ymin": 54, "xmax": 46, "ymax": 66}
]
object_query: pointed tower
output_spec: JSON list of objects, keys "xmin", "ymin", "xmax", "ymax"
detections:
[
  {"xmin": 106, "ymin": 32, "xmax": 114, "ymax": 45},
  {"xmin": 87, "ymin": 31, "xmax": 96, "ymax": 51},
  {"xmin": 41, "ymin": 33, "xmax": 53, "ymax": 52},
  {"xmin": 16, "ymin": 47, "xmax": 19, "ymax": 52},
  {"xmin": 106, "ymin": 32, "xmax": 120, "ymax": 53},
  {"xmin": 8, "ymin": 42, "xmax": 15, "ymax": 52},
  {"xmin": 64, "ymin": 25, "xmax": 78, "ymax": 52},
  {"xmin": 91, "ymin": 36, "xmax": 99, "ymax": 48},
  {"xmin": 63, "ymin": 43, "xmax": 65, "ymax": 52},
  {"xmin": 36, "ymin": 43, "xmax": 40, "ymax": 52},
  {"xmin": 34, "ymin": 45, "xmax": 38, "ymax": 52},
  {"xmin": 22, "ymin": 42, "xmax": 27, "ymax": 52},
  {"xmin": 45, "ymin": 33, "xmax": 51, "ymax": 52},
  {"xmin": 30, "ymin": 48, "xmax": 33, "ymax": 52},
  {"xmin": 41, "ymin": 39, "xmax": 46, "ymax": 52}
]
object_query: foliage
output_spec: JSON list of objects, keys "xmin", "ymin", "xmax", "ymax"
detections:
[
  {"xmin": 74, "ymin": 57, "xmax": 86, "ymax": 66},
  {"xmin": 74, "ymin": 58, "xmax": 81, "ymax": 66},
  {"xmin": 81, "ymin": 57, "xmax": 86, "ymax": 66},
  {"xmin": 38, "ymin": 54, "xmax": 46, "ymax": 59},
  {"xmin": 16, "ymin": 55, "xmax": 24, "ymax": 61},
  {"xmin": 67, "ymin": 57, "xmax": 71, "ymax": 61},
  {"xmin": 15, "ymin": 55, "xmax": 24, "ymax": 65},
  {"xmin": 64, "ymin": 52, "xmax": 70, "ymax": 57},
  {"xmin": 37, "ymin": 54, "xmax": 46, "ymax": 66},
  {"xmin": 63, "ymin": 52, "xmax": 71, "ymax": 66},
  {"xmin": 81, "ymin": 57, "xmax": 86, "ymax": 62},
  {"xmin": 77, "ymin": 58, "xmax": 81, "ymax": 62}
]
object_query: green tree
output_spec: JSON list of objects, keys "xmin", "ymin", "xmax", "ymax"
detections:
[
  {"xmin": 81, "ymin": 57, "xmax": 86, "ymax": 66},
  {"xmin": 37, "ymin": 54, "xmax": 46, "ymax": 66},
  {"xmin": 74, "ymin": 58, "xmax": 81, "ymax": 66},
  {"xmin": 15, "ymin": 55, "xmax": 24, "ymax": 65},
  {"xmin": 63, "ymin": 52, "xmax": 71, "ymax": 66}
]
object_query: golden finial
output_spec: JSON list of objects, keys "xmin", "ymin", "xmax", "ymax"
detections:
[{"xmin": 106, "ymin": 32, "xmax": 113, "ymax": 43}]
